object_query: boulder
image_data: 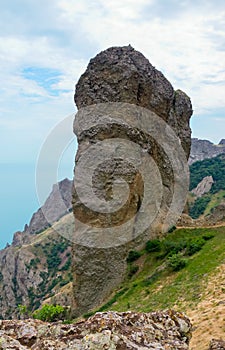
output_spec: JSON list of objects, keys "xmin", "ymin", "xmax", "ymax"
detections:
[{"xmin": 72, "ymin": 46, "xmax": 192, "ymax": 316}]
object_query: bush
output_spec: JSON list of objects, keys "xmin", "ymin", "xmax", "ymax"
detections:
[
  {"xmin": 162, "ymin": 240, "xmax": 187, "ymax": 257},
  {"xmin": 167, "ymin": 253, "xmax": 187, "ymax": 271},
  {"xmin": 186, "ymin": 237, "xmax": 205, "ymax": 256},
  {"xmin": 168, "ymin": 226, "xmax": 176, "ymax": 233},
  {"xmin": 33, "ymin": 304, "xmax": 66, "ymax": 322},
  {"xmin": 189, "ymin": 195, "xmax": 211, "ymax": 219},
  {"xmin": 202, "ymin": 233, "xmax": 215, "ymax": 241},
  {"xmin": 127, "ymin": 250, "xmax": 141, "ymax": 263},
  {"xmin": 128, "ymin": 265, "xmax": 139, "ymax": 277},
  {"xmin": 145, "ymin": 239, "xmax": 161, "ymax": 253}
]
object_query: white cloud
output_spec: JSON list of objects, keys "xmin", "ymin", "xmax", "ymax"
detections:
[{"xmin": 0, "ymin": 0, "xmax": 225, "ymax": 162}]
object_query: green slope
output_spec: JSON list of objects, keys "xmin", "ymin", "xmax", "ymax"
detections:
[{"xmin": 84, "ymin": 226, "xmax": 225, "ymax": 316}]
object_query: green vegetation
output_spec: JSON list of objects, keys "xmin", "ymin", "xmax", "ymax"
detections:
[
  {"xmin": 84, "ymin": 227, "xmax": 222, "ymax": 315},
  {"xmin": 188, "ymin": 155, "xmax": 225, "ymax": 218},
  {"xmin": 33, "ymin": 304, "xmax": 67, "ymax": 322},
  {"xmin": 190, "ymin": 154, "xmax": 225, "ymax": 192},
  {"xmin": 167, "ymin": 253, "xmax": 187, "ymax": 271},
  {"xmin": 127, "ymin": 250, "xmax": 141, "ymax": 263},
  {"xmin": 145, "ymin": 239, "xmax": 161, "ymax": 252},
  {"xmin": 189, "ymin": 195, "xmax": 211, "ymax": 219}
]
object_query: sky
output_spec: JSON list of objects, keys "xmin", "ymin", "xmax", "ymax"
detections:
[{"xmin": 0, "ymin": 0, "xmax": 225, "ymax": 248}]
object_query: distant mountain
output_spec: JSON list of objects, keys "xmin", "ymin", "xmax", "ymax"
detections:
[
  {"xmin": 0, "ymin": 178, "xmax": 73, "ymax": 319},
  {"xmin": 189, "ymin": 138, "xmax": 225, "ymax": 164},
  {"xmin": 24, "ymin": 177, "xmax": 73, "ymax": 235}
]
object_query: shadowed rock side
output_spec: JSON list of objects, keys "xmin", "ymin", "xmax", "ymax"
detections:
[
  {"xmin": 72, "ymin": 46, "xmax": 192, "ymax": 316},
  {"xmin": 0, "ymin": 311, "xmax": 192, "ymax": 349}
]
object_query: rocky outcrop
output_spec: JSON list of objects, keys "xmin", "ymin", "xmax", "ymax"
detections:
[
  {"xmin": 0, "ymin": 224, "xmax": 72, "ymax": 319},
  {"xmin": 191, "ymin": 175, "xmax": 214, "ymax": 198},
  {"xmin": 0, "ymin": 310, "xmax": 192, "ymax": 349},
  {"xmin": 23, "ymin": 178, "xmax": 72, "ymax": 236},
  {"xmin": 72, "ymin": 46, "xmax": 192, "ymax": 316},
  {"xmin": 209, "ymin": 339, "xmax": 225, "ymax": 349},
  {"xmin": 205, "ymin": 203, "xmax": 225, "ymax": 225},
  {"xmin": 75, "ymin": 45, "xmax": 192, "ymax": 157},
  {"xmin": 189, "ymin": 138, "xmax": 225, "ymax": 164}
]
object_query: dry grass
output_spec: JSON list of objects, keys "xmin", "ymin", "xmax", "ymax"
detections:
[{"xmin": 188, "ymin": 264, "xmax": 225, "ymax": 349}]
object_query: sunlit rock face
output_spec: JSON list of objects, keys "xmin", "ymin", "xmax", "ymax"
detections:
[{"xmin": 72, "ymin": 46, "xmax": 192, "ymax": 316}]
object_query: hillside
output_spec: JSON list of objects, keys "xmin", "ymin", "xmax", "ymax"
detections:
[
  {"xmin": 0, "ymin": 213, "xmax": 73, "ymax": 319},
  {"xmin": 189, "ymin": 154, "xmax": 225, "ymax": 220},
  {"xmin": 82, "ymin": 225, "xmax": 225, "ymax": 349}
]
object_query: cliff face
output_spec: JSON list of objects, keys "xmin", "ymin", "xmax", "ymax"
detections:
[
  {"xmin": 72, "ymin": 46, "xmax": 192, "ymax": 316},
  {"xmin": 0, "ymin": 225, "xmax": 72, "ymax": 319},
  {"xmin": 189, "ymin": 138, "xmax": 225, "ymax": 164},
  {"xmin": 23, "ymin": 178, "xmax": 72, "ymax": 236},
  {"xmin": 0, "ymin": 179, "xmax": 73, "ymax": 319}
]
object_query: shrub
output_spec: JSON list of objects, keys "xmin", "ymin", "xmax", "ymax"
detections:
[
  {"xmin": 162, "ymin": 240, "xmax": 187, "ymax": 257},
  {"xmin": 189, "ymin": 195, "xmax": 211, "ymax": 219},
  {"xmin": 186, "ymin": 237, "xmax": 205, "ymax": 256},
  {"xmin": 202, "ymin": 233, "xmax": 215, "ymax": 241},
  {"xmin": 128, "ymin": 265, "xmax": 139, "ymax": 277},
  {"xmin": 33, "ymin": 304, "xmax": 66, "ymax": 322},
  {"xmin": 167, "ymin": 253, "xmax": 187, "ymax": 271},
  {"xmin": 168, "ymin": 226, "xmax": 176, "ymax": 233},
  {"xmin": 127, "ymin": 250, "xmax": 141, "ymax": 263},
  {"xmin": 145, "ymin": 239, "xmax": 161, "ymax": 253}
]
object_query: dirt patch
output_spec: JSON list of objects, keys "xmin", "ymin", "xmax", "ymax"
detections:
[{"xmin": 187, "ymin": 264, "xmax": 225, "ymax": 349}]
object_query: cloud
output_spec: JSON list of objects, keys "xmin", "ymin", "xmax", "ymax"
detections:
[{"xmin": 0, "ymin": 0, "xmax": 225, "ymax": 162}]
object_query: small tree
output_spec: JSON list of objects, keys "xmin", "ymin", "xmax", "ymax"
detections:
[{"xmin": 33, "ymin": 304, "xmax": 66, "ymax": 322}]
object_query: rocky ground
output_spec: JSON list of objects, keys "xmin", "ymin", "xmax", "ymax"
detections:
[{"xmin": 0, "ymin": 310, "xmax": 191, "ymax": 349}]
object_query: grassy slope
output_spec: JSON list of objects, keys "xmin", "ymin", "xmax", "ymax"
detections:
[
  {"xmin": 87, "ymin": 226, "xmax": 225, "ymax": 349},
  {"xmin": 204, "ymin": 190, "xmax": 225, "ymax": 215}
]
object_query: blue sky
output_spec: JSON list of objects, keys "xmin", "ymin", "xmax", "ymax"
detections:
[{"xmin": 0, "ymin": 0, "xmax": 225, "ymax": 248}]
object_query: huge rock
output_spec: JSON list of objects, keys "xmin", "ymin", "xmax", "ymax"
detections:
[
  {"xmin": 0, "ymin": 310, "xmax": 192, "ymax": 349},
  {"xmin": 75, "ymin": 45, "xmax": 192, "ymax": 157},
  {"xmin": 191, "ymin": 175, "xmax": 214, "ymax": 198},
  {"xmin": 72, "ymin": 46, "xmax": 192, "ymax": 316}
]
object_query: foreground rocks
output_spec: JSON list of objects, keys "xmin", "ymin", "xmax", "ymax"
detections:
[
  {"xmin": 0, "ymin": 310, "xmax": 191, "ymax": 349},
  {"xmin": 209, "ymin": 339, "xmax": 225, "ymax": 349}
]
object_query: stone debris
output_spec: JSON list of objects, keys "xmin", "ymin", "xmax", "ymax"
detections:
[
  {"xmin": 0, "ymin": 310, "xmax": 192, "ymax": 349},
  {"xmin": 209, "ymin": 339, "xmax": 225, "ymax": 349}
]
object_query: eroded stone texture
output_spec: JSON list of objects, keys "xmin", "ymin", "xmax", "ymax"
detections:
[
  {"xmin": 72, "ymin": 46, "xmax": 192, "ymax": 316},
  {"xmin": 0, "ymin": 310, "xmax": 192, "ymax": 350},
  {"xmin": 209, "ymin": 339, "xmax": 225, "ymax": 349}
]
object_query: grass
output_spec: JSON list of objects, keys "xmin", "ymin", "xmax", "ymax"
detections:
[
  {"xmin": 87, "ymin": 226, "xmax": 225, "ymax": 315},
  {"xmin": 204, "ymin": 190, "xmax": 225, "ymax": 215}
]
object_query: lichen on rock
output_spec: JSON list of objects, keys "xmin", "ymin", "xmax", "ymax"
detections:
[{"xmin": 0, "ymin": 310, "xmax": 192, "ymax": 349}]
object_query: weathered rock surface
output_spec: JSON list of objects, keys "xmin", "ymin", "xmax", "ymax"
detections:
[
  {"xmin": 0, "ymin": 224, "xmax": 72, "ymax": 319},
  {"xmin": 189, "ymin": 138, "xmax": 225, "ymax": 164},
  {"xmin": 72, "ymin": 46, "xmax": 192, "ymax": 316},
  {"xmin": 191, "ymin": 175, "xmax": 214, "ymax": 198},
  {"xmin": 205, "ymin": 203, "xmax": 225, "ymax": 225},
  {"xmin": 75, "ymin": 45, "xmax": 192, "ymax": 157},
  {"xmin": 23, "ymin": 178, "xmax": 72, "ymax": 236},
  {"xmin": 0, "ymin": 310, "xmax": 192, "ymax": 349},
  {"xmin": 209, "ymin": 339, "xmax": 225, "ymax": 349}
]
